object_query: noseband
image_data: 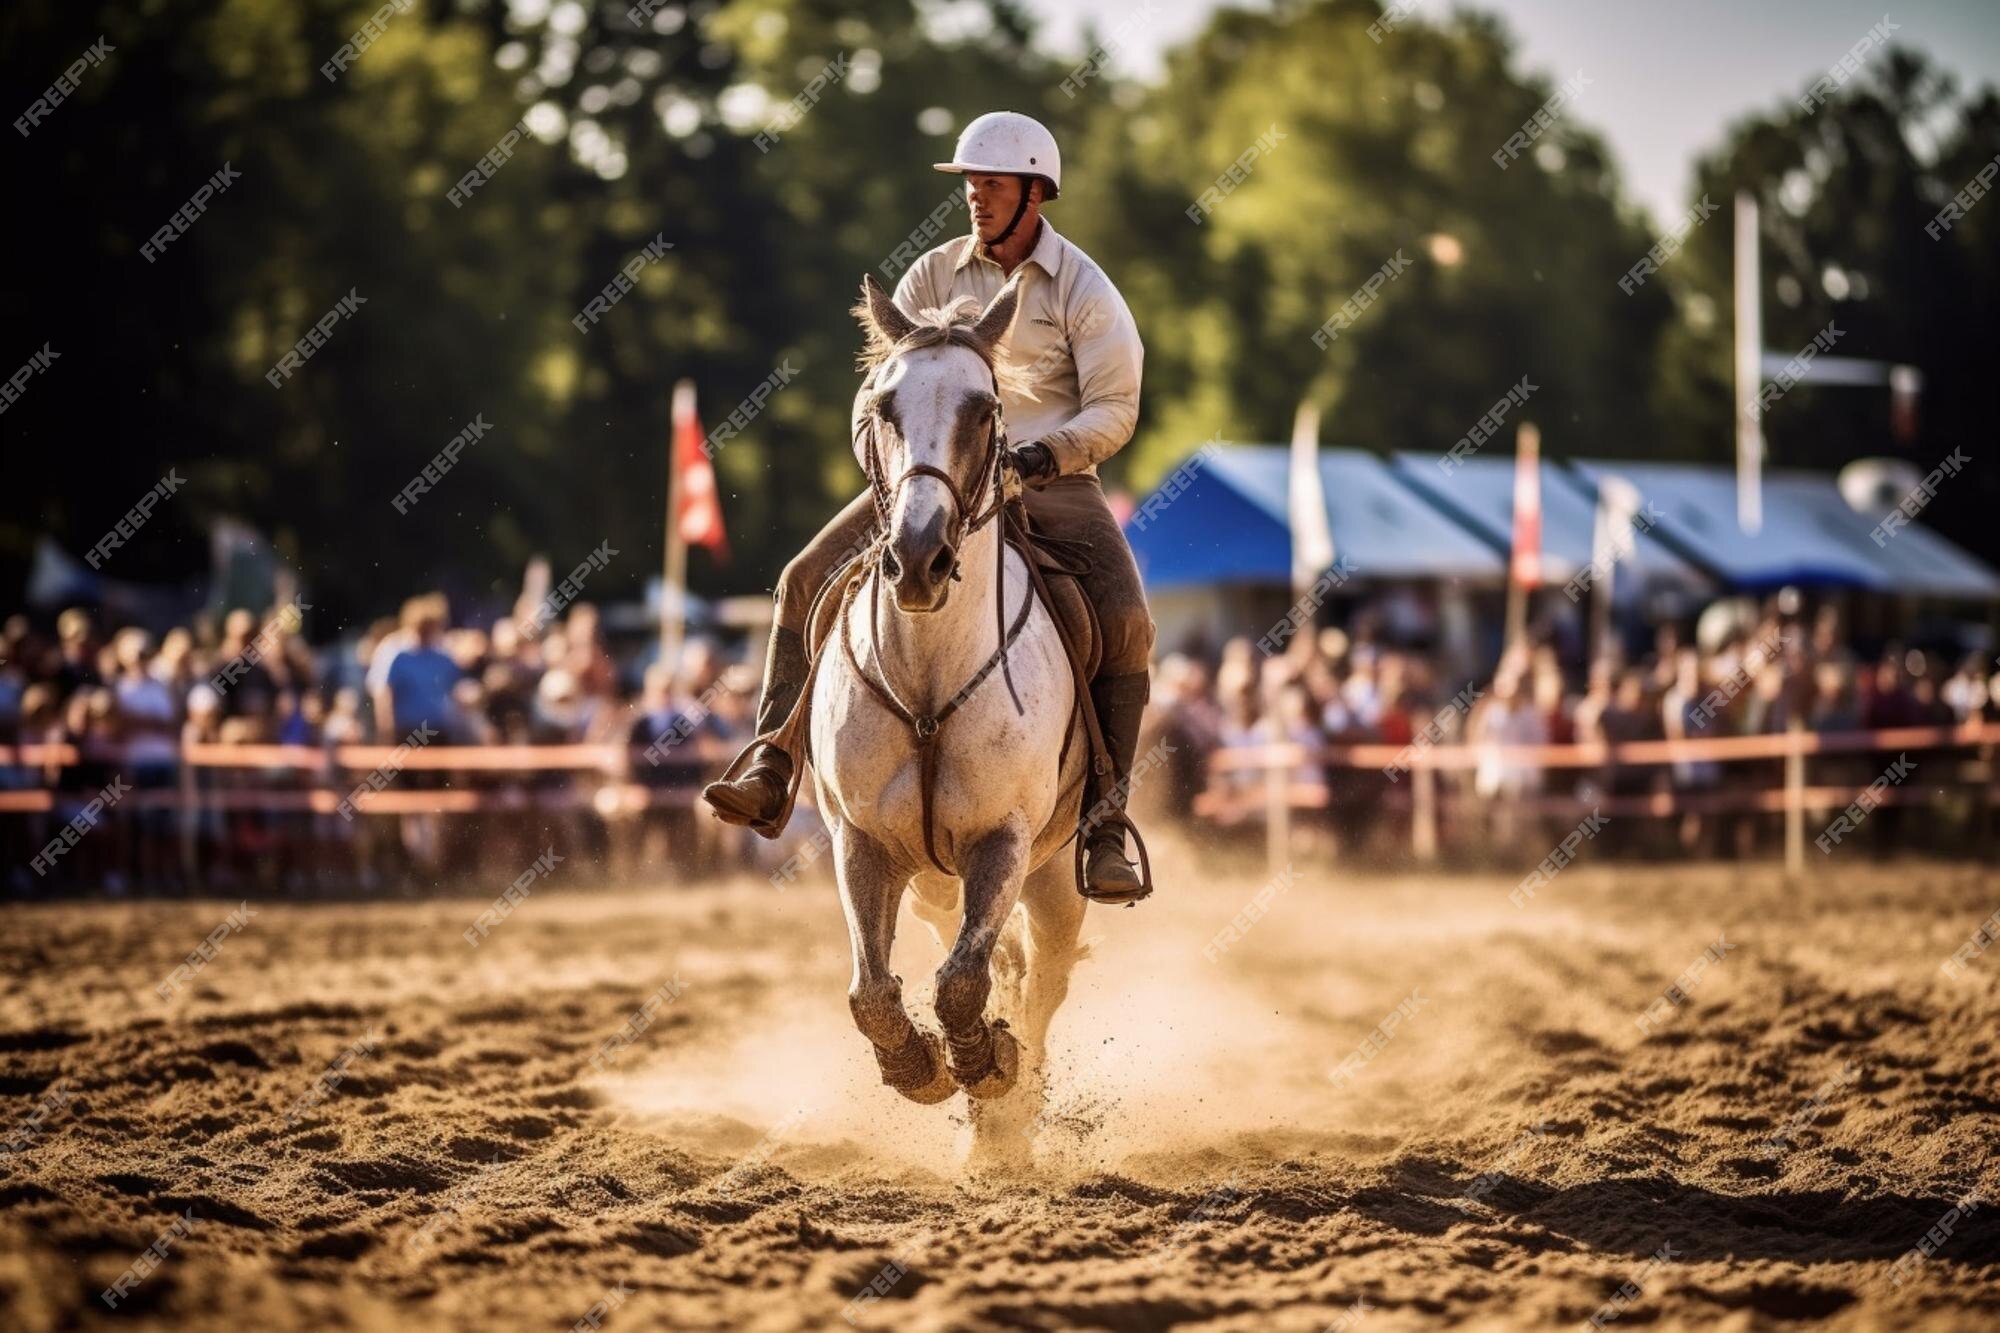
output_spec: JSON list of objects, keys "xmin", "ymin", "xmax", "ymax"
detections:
[{"xmin": 860, "ymin": 388, "xmax": 1007, "ymax": 584}]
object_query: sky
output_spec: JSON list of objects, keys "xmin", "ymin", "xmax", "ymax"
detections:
[{"xmin": 1014, "ymin": 0, "xmax": 2000, "ymax": 223}]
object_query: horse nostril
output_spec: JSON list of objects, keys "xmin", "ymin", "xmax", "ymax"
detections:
[
  {"xmin": 882, "ymin": 549, "xmax": 903, "ymax": 580},
  {"xmin": 927, "ymin": 545, "xmax": 955, "ymax": 583}
]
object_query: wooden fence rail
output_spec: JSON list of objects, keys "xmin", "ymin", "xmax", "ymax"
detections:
[
  {"xmin": 5, "ymin": 725, "xmax": 1995, "ymax": 880},
  {"xmin": 1196, "ymin": 721, "xmax": 2000, "ymax": 875}
]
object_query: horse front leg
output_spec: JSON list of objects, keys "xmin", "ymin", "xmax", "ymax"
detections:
[
  {"xmin": 834, "ymin": 822, "xmax": 955, "ymax": 1105},
  {"xmin": 936, "ymin": 821, "xmax": 1030, "ymax": 1099}
]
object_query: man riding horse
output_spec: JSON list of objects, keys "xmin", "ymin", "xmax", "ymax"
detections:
[{"xmin": 703, "ymin": 111, "xmax": 1155, "ymax": 906}]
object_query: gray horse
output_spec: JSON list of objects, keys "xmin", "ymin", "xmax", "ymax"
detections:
[{"xmin": 809, "ymin": 277, "xmax": 1092, "ymax": 1163}]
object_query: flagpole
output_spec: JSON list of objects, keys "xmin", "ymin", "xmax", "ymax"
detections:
[
  {"xmin": 1588, "ymin": 476, "xmax": 1639, "ymax": 680},
  {"xmin": 1733, "ymin": 190, "xmax": 1763, "ymax": 535},
  {"xmin": 1274, "ymin": 398, "xmax": 1330, "ymax": 877},
  {"xmin": 1288, "ymin": 399, "xmax": 1333, "ymax": 606},
  {"xmin": 1589, "ymin": 495, "xmax": 1616, "ymax": 677},
  {"xmin": 1505, "ymin": 421, "xmax": 1540, "ymax": 653},
  {"xmin": 662, "ymin": 380, "xmax": 693, "ymax": 675}
]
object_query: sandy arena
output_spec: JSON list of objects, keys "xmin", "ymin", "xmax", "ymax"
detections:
[{"xmin": 2, "ymin": 843, "xmax": 1996, "ymax": 1331}]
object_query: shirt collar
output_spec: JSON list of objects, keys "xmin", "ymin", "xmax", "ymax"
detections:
[{"xmin": 955, "ymin": 218, "xmax": 1065, "ymax": 278}]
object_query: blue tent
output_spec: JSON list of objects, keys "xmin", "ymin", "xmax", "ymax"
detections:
[
  {"xmin": 1124, "ymin": 445, "xmax": 1505, "ymax": 590},
  {"xmin": 1571, "ymin": 459, "xmax": 2000, "ymax": 598},
  {"xmin": 1390, "ymin": 451, "xmax": 1710, "ymax": 598},
  {"xmin": 1125, "ymin": 444, "xmax": 1997, "ymax": 602}
]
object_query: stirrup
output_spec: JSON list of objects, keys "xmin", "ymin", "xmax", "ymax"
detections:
[{"xmin": 1075, "ymin": 819, "xmax": 1153, "ymax": 906}]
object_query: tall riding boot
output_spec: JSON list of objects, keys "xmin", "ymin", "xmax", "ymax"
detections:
[
  {"xmin": 1079, "ymin": 669, "xmax": 1153, "ymax": 905},
  {"xmin": 701, "ymin": 625, "xmax": 807, "ymax": 838}
]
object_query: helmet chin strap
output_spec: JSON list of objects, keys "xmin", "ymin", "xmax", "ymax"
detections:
[{"xmin": 980, "ymin": 176, "xmax": 1036, "ymax": 249}]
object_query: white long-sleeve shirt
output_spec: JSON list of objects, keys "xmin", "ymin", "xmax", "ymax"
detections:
[{"xmin": 881, "ymin": 220, "xmax": 1145, "ymax": 478}]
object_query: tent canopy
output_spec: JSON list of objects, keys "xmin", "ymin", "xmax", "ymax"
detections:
[
  {"xmin": 1571, "ymin": 459, "xmax": 2000, "ymax": 598},
  {"xmin": 1390, "ymin": 451, "xmax": 1710, "ymax": 597},
  {"xmin": 1124, "ymin": 445, "xmax": 1504, "ymax": 590},
  {"xmin": 1124, "ymin": 444, "xmax": 1998, "ymax": 602}
]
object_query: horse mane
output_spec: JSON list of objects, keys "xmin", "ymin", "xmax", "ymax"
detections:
[{"xmin": 851, "ymin": 295, "xmax": 1037, "ymax": 402}]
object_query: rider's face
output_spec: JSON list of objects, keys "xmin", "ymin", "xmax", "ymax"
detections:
[{"xmin": 966, "ymin": 173, "xmax": 1029, "ymax": 242}]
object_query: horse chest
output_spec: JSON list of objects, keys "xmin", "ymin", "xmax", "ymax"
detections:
[{"xmin": 811, "ymin": 644, "xmax": 1070, "ymax": 850}]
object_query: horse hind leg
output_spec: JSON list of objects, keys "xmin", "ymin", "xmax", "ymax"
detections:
[
  {"xmin": 1018, "ymin": 853, "xmax": 1089, "ymax": 1063},
  {"xmin": 988, "ymin": 907, "xmax": 1031, "ymax": 1031},
  {"xmin": 836, "ymin": 826, "xmax": 955, "ymax": 1105}
]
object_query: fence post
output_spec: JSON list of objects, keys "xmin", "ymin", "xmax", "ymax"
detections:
[
  {"xmin": 1784, "ymin": 718, "xmax": 1805, "ymax": 878},
  {"xmin": 178, "ymin": 753, "xmax": 199, "ymax": 883},
  {"xmin": 1265, "ymin": 744, "xmax": 1290, "ymax": 878},
  {"xmin": 1980, "ymin": 725, "xmax": 1996, "ymax": 855},
  {"xmin": 1412, "ymin": 761, "xmax": 1438, "ymax": 863}
]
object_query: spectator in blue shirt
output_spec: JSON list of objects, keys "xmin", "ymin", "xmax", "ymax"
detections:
[{"xmin": 372, "ymin": 599, "xmax": 461, "ymax": 741}]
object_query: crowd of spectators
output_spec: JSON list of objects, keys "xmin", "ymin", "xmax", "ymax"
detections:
[
  {"xmin": 1145, "ymin": 601, "xmax": 2000, "ymax": 860},
  {"xmin": 0, "ymin": 597, "xmax": 776, "ymax": 754},
  {"xmin": 0, "ymin": 596, "xmax": 765, "ymax": 893},
  {"xmin": 3, "ymin": 594, "xmax": 1997, "ymax": 892}
]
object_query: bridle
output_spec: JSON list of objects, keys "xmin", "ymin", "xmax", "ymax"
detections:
[{"xmin": 858, "ymin": 372, "xmax": 1008, "ymax": 586}]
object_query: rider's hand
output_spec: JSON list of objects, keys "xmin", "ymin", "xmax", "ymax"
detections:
[{"xmin": 1008, "ymin": 441, "xmax": 1057, "ymax": 488}]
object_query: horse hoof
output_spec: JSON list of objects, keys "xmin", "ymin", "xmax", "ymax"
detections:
[
  {"xmin": 955, "ymin": 1023, "xmax": 1020, "ymax": 1100},
  {"xmin": 882, "ymin": 1030, "xmax": 957, "ymax": 1106}
]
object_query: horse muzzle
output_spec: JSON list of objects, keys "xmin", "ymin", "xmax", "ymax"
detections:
[{"xmin": 885, "ymin": 510, "xmax": 958, "ymax": 612}]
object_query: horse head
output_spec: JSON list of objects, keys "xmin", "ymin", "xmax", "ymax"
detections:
[{"xmin": 853, "ymin": 274, "xmax": 1019, "ymax": 612}]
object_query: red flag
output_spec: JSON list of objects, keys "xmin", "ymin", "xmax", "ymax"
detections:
[
  {"xmin": 1889, "ymin": 364, "xmax": 1921, "ymax": 445},
  {"xmin": 1509, "ymin": 422, "xmax": 1541, "ymax": 589},
  {"xmin": 672, "ymin": 382, "xmax": 729, "ymax": 558}
]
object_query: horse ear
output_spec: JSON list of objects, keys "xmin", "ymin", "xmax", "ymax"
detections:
[
  {"xmin": 966, "ymin": 281, "xmax": 1020, "ymax": 357},
  {"xmin": 857, "ymin": 274, "xmax": 916, "ymax": 345}
]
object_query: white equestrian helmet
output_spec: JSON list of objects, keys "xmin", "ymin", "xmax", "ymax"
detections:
[{"xmin": 933, "ymin": 111, "xmax": 1061, "ymax": 200}]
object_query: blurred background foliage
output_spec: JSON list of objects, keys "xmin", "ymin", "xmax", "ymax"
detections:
[{"xmin": 3, "ymin": 0, "xmax": 1995, "ymax": 627}]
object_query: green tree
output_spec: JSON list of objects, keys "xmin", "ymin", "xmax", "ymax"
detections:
[
  {"xmin": 1661, "ymin": 48, "xmax": 2000, "ymax": 564},
  {"xmin": 1055, "ymin": 0, "xmax": 1677, "ymax": 486},
  {"xmin": 499, "ymin": 0, "xmax": 1080, "ymax": 601},
  {"xmin": 3, "ymin": 0, "xmax": 577, "ymax": 625}
]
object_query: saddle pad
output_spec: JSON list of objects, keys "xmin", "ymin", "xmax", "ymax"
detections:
[{"xmin": 1033, "ymin": 559, "xmax": 1101, "ymax": 682}]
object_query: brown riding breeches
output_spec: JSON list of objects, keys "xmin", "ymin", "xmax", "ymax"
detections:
[{"xmin": 772, "ymin": 474, "xmax": 1156, "ymax": 679}]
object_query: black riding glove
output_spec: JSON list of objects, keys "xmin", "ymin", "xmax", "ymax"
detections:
[{"xmin": 1008, "ymin": 441, "xmax": 1057, "ymax": 487}]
